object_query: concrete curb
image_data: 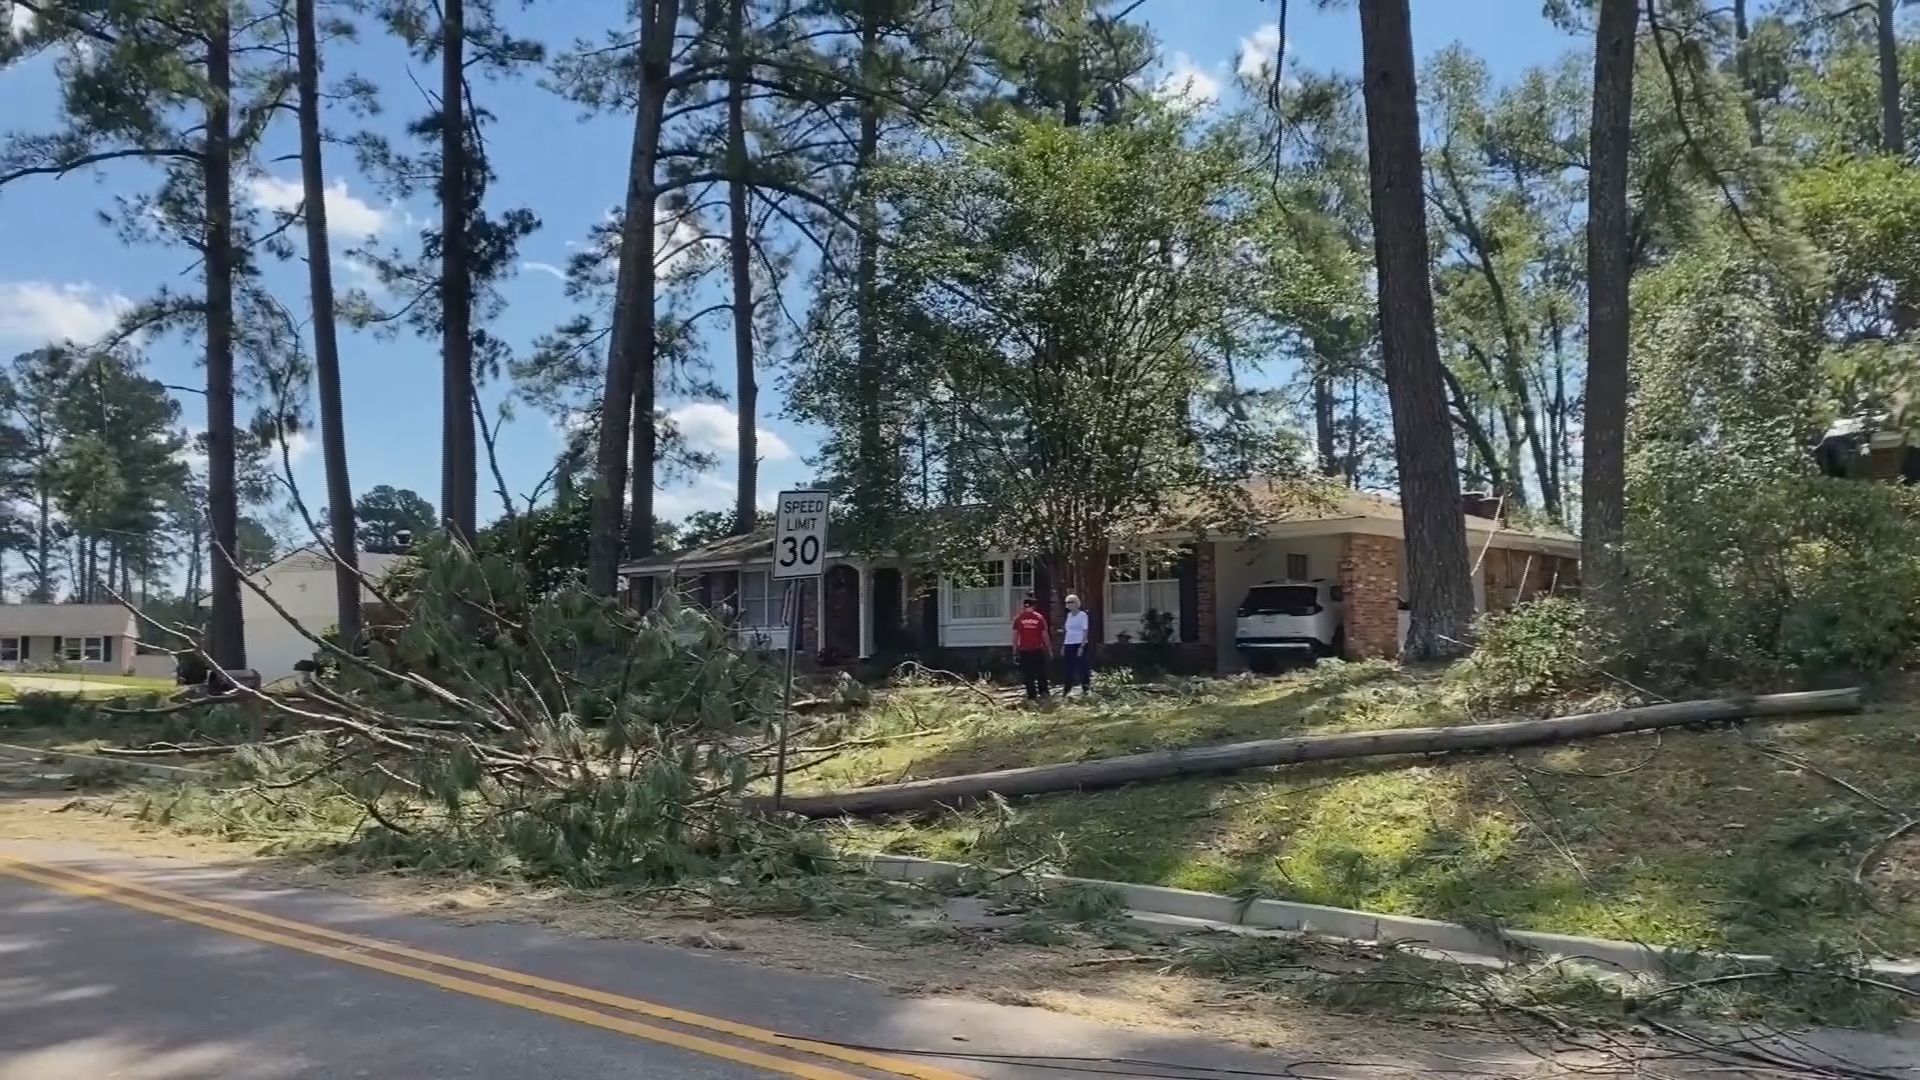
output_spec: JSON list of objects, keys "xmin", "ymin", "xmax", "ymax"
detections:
[
  {"xmin": 0, "ymin": 741, "xmax": 214, "ymax": 781},
  {"xmin": 860, "ymin": 852, "xmax": 1920, "ymax": 983}
]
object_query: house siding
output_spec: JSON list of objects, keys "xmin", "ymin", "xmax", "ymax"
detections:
[
  {"xmin": 0, "ymin": 634, "xmax": 137, "ymax": 675},
  {"xmin": 1483, "ymin": 548, "xmax": 1580, "ymax": 611}
]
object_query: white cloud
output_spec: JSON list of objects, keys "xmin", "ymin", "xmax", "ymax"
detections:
[
  {"xmin": 667, "ymin": 402, "xmax": 794, "ymax": 463},
  {"xmin": 654, "ymin": 472, "xmax": 782, "ymax": 521},
  {"xmin": 274, "ymin": 429, "xmax": 314, "ymax": 463},
  {"xmin": 655, "ymin": 474, "xmax": 737, "ymax": 521},
  {"xmin": 0, "ymin": 281, "xmax": 132, "ymax": 345},
  {"xmin": 577, "ymin": 207, "xmax": 716, "ymax": 282},
  {"xmin": 7, "ymin": 2, "xmax": 37, "ymax": 37},
  {"xmin": 552, "ymin": 410, "xmax": 594, "ymax": 438},
  {"xmin": 340, "ymin": 257, "xmax": 383, "ymax": 292},
  {"xmin": 521, "ymin": 261, "xmax": 567, "ymax": 282},
  {"xmin": 1154, "ymin": 52, "xmax": 1221, "ymax": 110},
  {"xmin": 174, "ymin": 425, "xmax": 207, "ymax": 474},
  {"xmin": 243, "ymin": 175, "xmax": 392, "ymax": 241},
  {"xmin": 1237, "ymin": 23, "xmax": 1288, "ymax": 82}
]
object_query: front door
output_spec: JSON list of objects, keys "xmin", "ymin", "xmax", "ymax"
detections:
[
  {"xmin": 823, "ymin": 564, "xmax": 861, "ymax": 660},
  {"xmin": 871, "ymin": 567, "xmax": 904, "ymax": 653}
]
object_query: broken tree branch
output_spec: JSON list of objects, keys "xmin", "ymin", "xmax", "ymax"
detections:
[{"xmin": 766, "ymin": 689, "xmax": 1863, "ymax": 818}]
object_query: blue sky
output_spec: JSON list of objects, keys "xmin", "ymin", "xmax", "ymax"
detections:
[{"xmin": 0, "ymin": 0, "xmax": 1580, "ymax": 540}]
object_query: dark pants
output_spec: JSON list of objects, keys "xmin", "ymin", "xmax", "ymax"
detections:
[
  {"xmin": 1061, "ymin": 643, "xmax": 1091, "ymax": 693},
  {"xmin": 1017, "ymin": 649, "xmax": 1051, "ymax": 699}
]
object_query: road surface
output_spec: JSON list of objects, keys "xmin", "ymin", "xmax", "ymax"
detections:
[
  {"xmin": 0, "ymin": 840, "xmax": 1468, "ymax": 1080},
  {"xmin": 8, "ymin": 840, "xmax": 1918, "ymax": 1079}
]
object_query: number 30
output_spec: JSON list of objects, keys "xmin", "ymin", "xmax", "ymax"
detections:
[{"xmin": 778, "ymin": 535, "xmax": 819, "ymax": 568}]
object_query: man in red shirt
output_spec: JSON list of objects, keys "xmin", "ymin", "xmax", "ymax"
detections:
[{"xmin": 1011, "ymin": 594, "xmax": 1053, "ymax": 701}]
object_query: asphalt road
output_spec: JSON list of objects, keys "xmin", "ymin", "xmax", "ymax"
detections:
[
  {"xmin": 6, "ymin": 841, "xmax": 1920, "ymax": 1079},
  {"xmin": 0, "ymin": 840, "xmax": 1441, "ymax": 1080}
]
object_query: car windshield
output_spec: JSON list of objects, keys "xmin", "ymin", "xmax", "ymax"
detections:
[{"xmin": 1240, "ymin": 585, "xmax": 1321, "ymax": 616}]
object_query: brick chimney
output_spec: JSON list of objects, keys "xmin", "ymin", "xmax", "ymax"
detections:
[{"xmin": 1461, "ymin": 491, "xmax": 1505, "ymax": 521}]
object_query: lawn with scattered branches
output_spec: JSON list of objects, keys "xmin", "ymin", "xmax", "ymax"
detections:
[{"xmin": 801, "ymin": 664, "xmax": 1920, "ymax": 956}]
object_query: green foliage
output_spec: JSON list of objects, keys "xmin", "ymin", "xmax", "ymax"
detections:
[
  {"xmin": 1628, "ymin": 467, "xmax": 1920, "ymax": 684},
  {"xmin": 1626, "ymin": 225, "xmax": 1920, "ymax": 685},
  {"xmin": 1452, "ymin": 599, "xmax": 1602, "ymax": 711},
  {"xmin": 0, "ymin": 691, "xmax": 90, "ymax": 729},
  {"xmin": 474, "ymin": 499, "xmax": 591, "ymax": 596},
  {"xmin": 215, "ymin": 539, "xmax": 819, "ymax": 887},
  {"xmin": 354, "ymin": 485, "xmax": 437, "ymax": 554},
  {"xmin": 0, "ymin": 346, "xmax": 190, "ymax": 601},
  {"xmin": 677, "ymin": 508, "xmax": 772, "ymax": 551},
  {"xmin": 798, "ymin": 110, "xmax": 1322, "ymax": 564}
]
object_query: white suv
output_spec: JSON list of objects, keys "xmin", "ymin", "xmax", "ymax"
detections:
[{"xmin": 1236, "ymin": 580, "xmax": 1343, "ymax": 670}]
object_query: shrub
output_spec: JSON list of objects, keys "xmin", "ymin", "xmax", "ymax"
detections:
[
  {"xmin": 1625, "ymin": 465, "xmax": 1920, "ymax": 687},
  {"xmin": 1451, "ymin": 599, "xmax": 1602, "ymax": 711}
]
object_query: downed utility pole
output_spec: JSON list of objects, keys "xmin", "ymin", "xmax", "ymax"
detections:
[{"xmin": 770, "ymin": 688, "xmax": 1862, "ymax": 819}]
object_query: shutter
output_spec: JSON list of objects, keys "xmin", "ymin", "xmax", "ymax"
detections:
[
  {"xmin": 1177, "ymin": 544, "xmax": 1200, "ymax": 644},
  {"xmin": 102, "ymin": 635, "xmax": 113, "ymax": 663},
  {"xmin": 696, "ymin": 572, "xmax": 715, "ymax": 610},
  {"xmin": 920, "ymin": 575, "xmax": 941, "ymax": 650},
  {"xmin": 629, "ymin": 575, "xmax": 658, "ymax": 612},
  {"xmin": 18, "ymin": 636, "xmax": 27, "ymax": 660}
]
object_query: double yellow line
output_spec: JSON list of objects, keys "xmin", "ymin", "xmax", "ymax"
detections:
[{"xmin": 0, "ymin": 855, "xmax": 972, "ymax": 1080}]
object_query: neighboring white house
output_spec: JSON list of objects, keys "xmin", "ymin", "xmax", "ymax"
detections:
[
  {"xmin": 0, "ymin": 604, "xmax": 141, "ymax": 675},
  {"xmin": 240, "ymin": 549, "xmax": 408, "ymax": 685}
]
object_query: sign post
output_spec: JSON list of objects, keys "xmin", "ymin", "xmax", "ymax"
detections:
[{"xmin": 770, "ymin": 490, "xmax": 829, "ymax": 812}]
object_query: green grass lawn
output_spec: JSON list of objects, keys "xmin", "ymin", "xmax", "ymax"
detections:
[
  {"xmin": 0, "ymin": 673, "xmax": 175, "ymax": 699},
  {"xmin": 802, "ymin": 664, "xmax": 1920, "ymax": 956}
]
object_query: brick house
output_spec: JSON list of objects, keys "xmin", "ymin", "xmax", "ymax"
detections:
[{"xmin": 619, "ymin": 491, "xmax": 1579, "ymax": 671}]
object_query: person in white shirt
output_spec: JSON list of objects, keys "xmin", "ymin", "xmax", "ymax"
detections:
[{"xmin": 1060, "ymin": 594, "xmax": 1092, "ymax": 697}]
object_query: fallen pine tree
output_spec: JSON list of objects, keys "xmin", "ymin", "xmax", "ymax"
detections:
[{"xmin": 766, "ymin": 688, "xmax": 1862, "ymax": 819}]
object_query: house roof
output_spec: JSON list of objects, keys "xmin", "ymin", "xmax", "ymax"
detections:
[
  {"xmin": 1315, "ymin": 491, "xmax": 1578, "ymax": 545},
  {"xmin": 0, "ymin": 604, "xmax": 138, "ymax": 638},
  {"xmin": 621, "ymin": 486, "xmax": 1580, "ymax": 574},
  {"xmin": 249, "ymin": 548, "xmax": 410, "ymax": 580},
  {"xmin": 623, "ymin": 531, "xmax": 786, "ymax": 574}
]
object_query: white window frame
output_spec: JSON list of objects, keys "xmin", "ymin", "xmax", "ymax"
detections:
[
  {"xmin": 737, "ymin": 569, "xmax": 780, "ymax": 629},
  {"xmin": 62, "ymin": 636, "xmax": 103, "ymax": 663},
  {"xmin": 0, "ymin": 637, "xmax": 17, "ymax": 663},
  {"xmin": 1106, "ymin": 551, "xmax": 1181, "ymax": 640},
  {"xmin": 944, "ymin": 559, "xmax": 1010, "ymax": 623}
]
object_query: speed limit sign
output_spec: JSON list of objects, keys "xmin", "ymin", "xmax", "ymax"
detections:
[{"xmin": 772, "ymin": 490, "xmax": 830, "ymax": 580}]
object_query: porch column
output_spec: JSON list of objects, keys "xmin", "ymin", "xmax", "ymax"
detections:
[{"xmin": 858, "ymin": 561, "xmax": 873, "ymax": 659}]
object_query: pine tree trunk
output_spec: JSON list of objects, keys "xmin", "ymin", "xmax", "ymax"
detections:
[
  {"xmin": 1584, "ymin": 0, "xmax": 1638, "ymax": 612},
  {"xmin": 1733, "ymin": 0, "xmax": 1764, "ymax": 146},
  {"xmin": 853, "ymin": 0, "xmax": 885, "ymax": 536},
  {"xmin": 1313, "ymin": 367, "xmax": 1338, "ymax": 477},
  {"xmin": 439, "ymin": 0, "xmax": 475, "ymax": 543},
  {"xmin": 588, "ymin": 0, "xmax": 678, "ymax": 594},
  {"xmin": 1881, "ymin": 0, "xmax": 1904, "ymax": 157},
  {"xmin": 1356, "ymin": 0, "xmax": 1473, "ymax": 660},
  {"xmin": 204, "ymin": 5, "xmax": 247, "ymax": 671},
  {"xmin": 298, "ymin": 0, "xmax": 364, "ymax": 645},
  {"xmin": 33, "ymin": 487, "xmax": 50, "ymax": 602},
  {"xmin": 727, "ymin": 0, "xmax": 757, "ymax": 536},
  {"xmin": 187, "ymin": 512, "xmax": 204, "ymax": 606}
]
